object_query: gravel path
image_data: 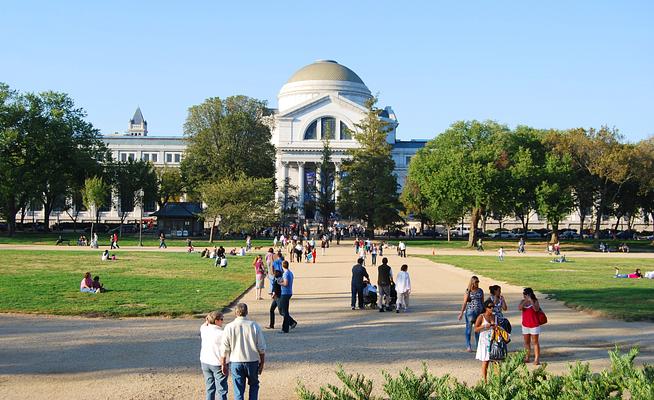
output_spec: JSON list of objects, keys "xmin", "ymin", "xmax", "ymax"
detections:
[{"xmin": 1, "ymin": 243, "xmax": 652, "ymax": 399}]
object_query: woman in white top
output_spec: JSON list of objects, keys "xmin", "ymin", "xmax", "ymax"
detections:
[
  {"xmin": 474, "ymin": 299, "xmax": 497, "ymax": 382},
  {"xmin": 395, "ymin": 264, "xmax": 411, "ymax": 313},
  {"xmin": 200, "ymin": 311, "xmax": 228, "ymax": 400}
]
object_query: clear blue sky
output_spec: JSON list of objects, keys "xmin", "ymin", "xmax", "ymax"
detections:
[{"xmin": 2, "ymin": 1, "xmax": 652, "ymax": 141}]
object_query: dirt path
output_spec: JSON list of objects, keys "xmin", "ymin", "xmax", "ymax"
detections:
[{"xmin": 1, "ymin": 243, "xmax": 652, "ymax": 399}]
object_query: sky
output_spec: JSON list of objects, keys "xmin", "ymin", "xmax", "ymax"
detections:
[{"xmin": 2, "ymin": 1, "xmax": 652, "ymax": 141}]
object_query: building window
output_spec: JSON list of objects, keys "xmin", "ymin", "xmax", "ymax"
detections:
[
  {"xmin": 142, "ymin": 153, "xmax": 150, "ymax": 162},
  {"xmin": 304, "ymin": 121, "xmax": 317, "ymax": 140},
  {"xmin": 405, "ymin": 156, "xmax": 412, "ymax": 166},
  {"xmin": 174, "ymin": 154, "xmax": 181, "ymax": 163},
  {"xmin": 120, "ymin": 153, "xmax": 127, "ymax": 162},
  {"xmin": 151, "ymin": 153, "xmax": 158, "ymax": 163},
  {"xmin": 321, "ymin": 117, "xmax": 336, "ymax": 140},
  {"xmin": 340, "ymin": 121, "xmax": 352, "ymax": 140},
  {"xmin": 166, "ymin": 153, "xmax": 173, "ymax": 163}
]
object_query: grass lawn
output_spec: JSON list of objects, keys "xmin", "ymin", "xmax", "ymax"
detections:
[
  {"xmin": 0, "ymin": 250, "xmax": 256, "ymax": 317},
  {"xmin": 391, "ymin": 238, "xmax": 654, "ymax": 252},
  {"xmin": 0, "ymin": 232, "xmax": 275, "ymax": 249},
  {"xmin": 423, "ymin": 255, "xmax": 654, "ymax": 321}
]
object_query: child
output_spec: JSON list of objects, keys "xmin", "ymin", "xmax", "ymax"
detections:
[
  {"xmin": 311, "ymin": 246, "xmax": 317, "ymax": 264},
  {"xmin": 92, "ymin": 276, "xmax": 105, "ymax": 292},
  {"xmin": 498, "ymin": 247, "xmax": 505, "ymax": 261},
  {"xmin": 101, "ymin": 249, "xmax": 110, "ymax": 261},
  {"xmin": 395, "ymin": 264, "xmax": 411, "ymax": 313}
]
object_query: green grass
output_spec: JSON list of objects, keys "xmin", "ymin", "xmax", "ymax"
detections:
[
  {"xmin": 0, "ymin": 250, "xmax": 256, "ymax": 317},
  {"xmin": 422, "ymin": 255, "xmax": 654, "ymax": 321},
  {"xmin": 391, "ymin": 237, "xmax": 654, "ymax": 252},
  {"xmin": 0, "ymin": 232, "xmax": 275, "ymax": 249}
]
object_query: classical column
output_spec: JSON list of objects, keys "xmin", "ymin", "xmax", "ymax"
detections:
[
  {"xmin": 280, "ymin": 161, "xmax": 289, "ymax": 204},
  {"xmin": 297, "ymin": 161, "xmax": 305, "ymax": 213}
]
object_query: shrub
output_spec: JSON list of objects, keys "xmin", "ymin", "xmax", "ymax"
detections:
[{"xmin": 296, "ymin": 347, "xmax": 652, "ymax": 400}]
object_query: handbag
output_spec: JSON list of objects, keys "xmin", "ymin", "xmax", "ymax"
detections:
[{"xmin": 537, "ymin": 309, "xmax": 548, "ymax": 325}]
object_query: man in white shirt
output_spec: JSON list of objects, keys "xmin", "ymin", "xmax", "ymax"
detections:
[
  {"xmin": 200, "ymin": 311, "xmax": 228, "ymax": 400},
  {"xmin": 221, "ymin": 303, "xmax": 266, "ymax": 400}
]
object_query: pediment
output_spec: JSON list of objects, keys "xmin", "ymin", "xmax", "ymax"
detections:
[{"xmin": 277, "ymin": 94, "xmax": 367, "ymax": 119}]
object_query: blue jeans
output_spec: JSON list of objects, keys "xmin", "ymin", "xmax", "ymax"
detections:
[
  {"xmin": 465, "ymin": 309, "xmax": 480, "ymax": 349},
  {"xmin": 201, "ymin": 363, "xmax": 228, "ymax": 400},
  {"xmin": 231, "ymin": 361, "xmax": 260, "ymax": 400},
  {"xmin": 80, "ymin": 287, "xmax": 96, "ymax": 293},
  {"xmin": 278, "ymin": 294, "xmax": 296, "ymax": 332}
]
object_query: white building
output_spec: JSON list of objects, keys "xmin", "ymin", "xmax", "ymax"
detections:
[{"xmin": 271, "ymin": 59, "xmax": 426, "ymax": 219}]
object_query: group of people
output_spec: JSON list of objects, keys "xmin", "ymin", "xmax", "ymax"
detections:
[
  {"xmin": 459, "ymin": 276, "xmax": 544, "ymax": 381},
  {"xmin": 80, "ymin": 271, "xmax": 105, "ymax": 293},
  {"xmin": 613, "ymin": 267, "xmax": 654, "ymax": 279},
  {"xmin": 354, "ymin": 238, "xmax": 391, "ymax": 266},
  {"xmin": 199, "ymin": 304, "xmax": 267, "ymax": 400},
  {"xmin": 350, "ymin": 257, "xmax": 411, "ymax": 313}
]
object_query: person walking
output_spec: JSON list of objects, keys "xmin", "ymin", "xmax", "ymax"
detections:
[
  {"xmin": 498, "ymin": 247, "xmax": 505, "ymax": 261},
  {"xmin": 474, "ymin": 299, "xmax": 497, "ymax": 382},
  {"xmin": 159, "ymin": 232, "xmax": 167, "ymax": 249},
  {"xmin": 395, "ymin": 264, "xmax": 411, "ymax": 313},
  {"xmin": 200, "ymin": 311, "xmax": 228, "ymax": 400},
  {"xmin": 113, "ymin": 232, "xmax": 119, "ymax": 249},
  {"xmin": 278, "ymin": 261, "xmax": 297, "ymax": 333},
  {"xmin": 220, "ymin": 303, "xmax": 266, "ymax": 400},
  {"xmin": 351, "ymin": 257, "xmax": 370, "ymax": 310},
  {"xmin": 458, "ymin": 276, "xmax": 484, "ymax": 352},
  {"xmin": 377, "ymin": 257, "xmax": 393, "ymax": 312},
  {"xmin": 398, "ymin": 241, "xmax": 406, "ymax": 258},
  {"xmin": 252, "ymin": 255, "xmax": 265, "ymax": 300},
  {"xmin": 266, "ymin": 270, "xmax": 283, "ymax": 329},
  {"xmin": 519, "ymin": 287, "xmax": 542, "ymax": 365}
]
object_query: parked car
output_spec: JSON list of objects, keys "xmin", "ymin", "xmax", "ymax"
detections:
[
  {"xmin": 450, "ymin": 227, "xmax": 470, "ymax": 237},
  {"xmin": 615, "ymin": 230, "xmax": 637, "ymax": 240},
  {"xmin": 523, "ymin": 231, "xmax": 542, "ymax": 239},
  {"xmin": 489, "ymin": 231, "xmax": 516, "ymax": 239},
  {"xmin": 559, "ymin": 230, "xmax": 580, "ymax": 239}
]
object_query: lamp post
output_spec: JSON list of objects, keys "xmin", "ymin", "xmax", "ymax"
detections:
[{"xmin": 138, "ymin": 189, "xmax": 144, "ymax": 247}]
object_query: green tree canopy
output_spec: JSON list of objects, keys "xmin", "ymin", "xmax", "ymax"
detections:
[
  {"xmin": 200, "ymin": 174, "xmax": 275, "ymax": 241},
  {"xmin": 180, "ymin": 96, "xmax": 276, "ymax": 195}
]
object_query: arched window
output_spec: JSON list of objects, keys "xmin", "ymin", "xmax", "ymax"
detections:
[
  {"xmin": 340, "ymin": 121, "xmax": 352, "ymax": 140},
  {"xmin": 322, "ymin": 117, "xmax": 336, "ymax": 140},
  {"xmin": 304, "ymin": 120, "xmax": 317, "ymax": 140}
]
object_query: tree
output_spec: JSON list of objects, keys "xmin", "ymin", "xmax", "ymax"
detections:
[
  {"xmin": 82, "ymin": 177, "xmax": 109, "ymax": 237},
  {"xmin": 338, "ymin": 98, "xmax": 401, "ymax": 236},
  {"xmin": 155, "ymin": 167, "xmax": 184, "ymax": 209},
  {"xmin": 22, "ymin": 91, "xmax": 107, "ymax": 231},
  {"xmin": 278, "ymin": 176, "xmax": 298, "ymax": 228},
  {"xmin": 315, "ymin": 138, "xmax": 336, "ymax": 231},
  {"xmin": 409, "ymin": 120, "xmax": 510, "ymax": 246},
  {"xmin": 0, "ymin": 83, "xmax": 29, "ymax": 236},
  {"xmin": 400, "ymin": 176, "xmax": 430, "ymax": 234},
  {"xmin": 536, "ymin": 153, "xmax": 575, "ymax": 243},
  {"xmin": 181, "ymin": 96, "xmax": 276, "ymax": 194},
  {"xmin": 550, "ymin": 127, "xmax": 637, "ymax": 239},
  {"xmin": 201, "ymin": 175, "xmax": 275, "ymax": 242}
]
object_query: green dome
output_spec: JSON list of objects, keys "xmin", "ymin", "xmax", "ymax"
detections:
[{"xmin": 286, "ymin": 60, "xmax": 365, "ymax": 85}]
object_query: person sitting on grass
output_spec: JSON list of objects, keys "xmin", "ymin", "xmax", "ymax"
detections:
[
  {"xmin": 92, "ymin": 276, "xmax": 105, "ymax": 293},
  {"xmin": 80, "ymin": 272, "xmax": 100, "ymax": 293},
  {"xmin": 229, "ymin": 248, "xmax": 237, "ymax": 256},
  {"xmin": 101, "ymin": 249, "xmax": 110, "ymax": 261},
  {"xmin": 614, "ymin": 267, "xmax": 643, "ymax": 279}
]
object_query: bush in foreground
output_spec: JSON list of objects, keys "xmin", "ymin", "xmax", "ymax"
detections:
[{"xmin": 297, "ymin": 347, "xmax": 653, "ymax": 400}]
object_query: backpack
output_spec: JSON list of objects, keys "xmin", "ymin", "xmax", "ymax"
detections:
[{"xmin": 489, "ymin": 323, "xmax": 511, "ymax": 361}]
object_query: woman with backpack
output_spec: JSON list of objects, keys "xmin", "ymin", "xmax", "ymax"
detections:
[
  {"xmin": 519, "ymin": 287, "xmax": 542, "ymax": 365},
  {"xmin": 458, "ymin": 276, "xmax": 484, "ymax": 352},
  {"xmin": 474, "ymin": 299, "xmax": 497, "ymax": 382}
]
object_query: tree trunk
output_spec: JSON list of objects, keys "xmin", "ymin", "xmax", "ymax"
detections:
[
  {"xmin": 579, "ymin": 212, "xmax": 586, "ymax": 239},
  {"xmin": 467, "ymin": 207, "xmax": 481, "ymax": 247},
  {"xmin": 593, "ymin": 187, "xmax": 607, "ymax": 240},
  {"xmin": 613, "ymin": 216, "xmax": 621, "ymax": 232},
  {"xmin": 446, "ymin": 223, "xmax": 451, "ymax": 242},
  {"xmin": 550, "ymin": 220, "xmax": 560, "ymax": 243},
  {"xmin": 5, "ymin": 197, "xmax": 18, "ymax": 236},
  {"xmin": 43, "ymin": 197, "xmax": 53, "ymax": 232},
  {"xmin": 209, "ymin": 216, "xmax": 217, "ymax": 243}
]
